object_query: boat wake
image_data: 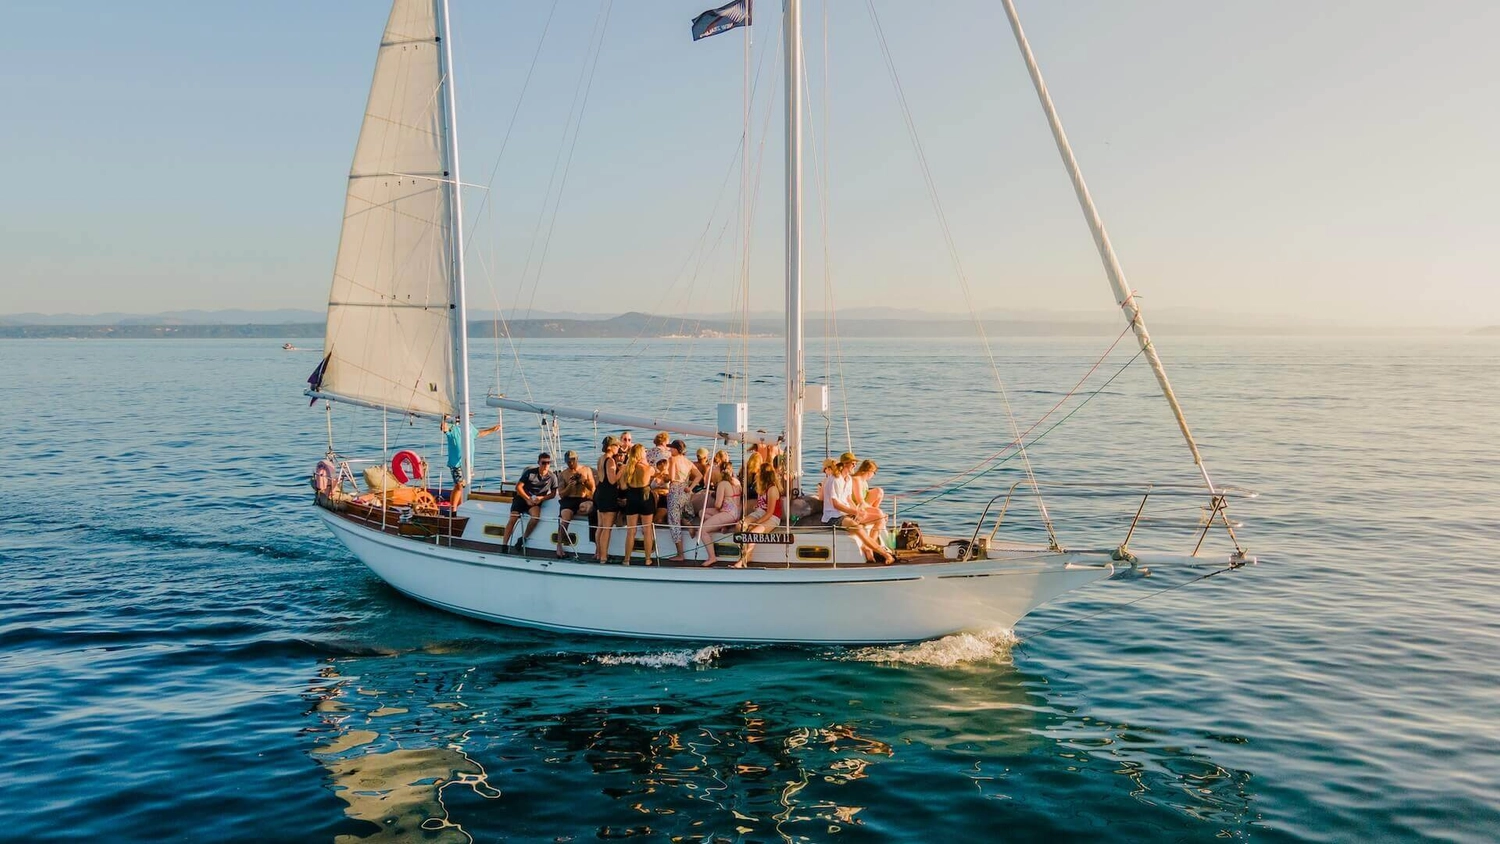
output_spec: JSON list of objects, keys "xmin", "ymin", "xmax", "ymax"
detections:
[
  {"xmin": 843, "ymin": 628, "xmax": 1017, "ymax": 668},
  {"xmin": 590, "ymin": 645, "xmax": 725, "ymax": 669}
]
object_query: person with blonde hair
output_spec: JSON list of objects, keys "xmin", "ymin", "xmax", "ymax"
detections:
[
  {"xmin": 697, "ymin": 464, "xmax": 743, "ymax": 567},
  {"xmin": 822, "ymin": 452, "xmax": 893, "ymax": 564},
  {"xmin": 851, "ymin": 459, "xmax": 887, "ymax": 534},
  {"xmin": 620, "ymin": 443, "xmax": 655, "ymax": 564}
]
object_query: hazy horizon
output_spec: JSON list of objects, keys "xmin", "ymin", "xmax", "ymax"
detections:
[{"xmin": 2, "ymin": 1, "xmax": 1496, "ymax": 324}]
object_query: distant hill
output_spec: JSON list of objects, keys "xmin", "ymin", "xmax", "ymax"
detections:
[
  {"xmin": 1470, "ymin": 326, "xmax": 1500, "ymax": 336},
  {"xmin": 0, "ymin": 307, "xmax": 1478, "ymax": 339},
  {"xmin": 0, "ymin": 308, "xmax": 327, "ymax": 326}
]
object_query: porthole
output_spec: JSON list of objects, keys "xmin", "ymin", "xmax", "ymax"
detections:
[{"xmin": 796, "ymin": 546, "xmax": 831, "ymax": 561}]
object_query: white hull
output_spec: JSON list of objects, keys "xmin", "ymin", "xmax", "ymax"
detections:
[{"xmin": 316, "ymin": 506, "xmax": 1117, "ymax": 643}]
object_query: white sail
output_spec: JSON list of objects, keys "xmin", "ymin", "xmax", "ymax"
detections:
[{"xmin": 318, "ymin": 0, "xmax": 455, "ymax": 418}]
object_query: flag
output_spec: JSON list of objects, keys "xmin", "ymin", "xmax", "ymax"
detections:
[
  {"xmin": 307, "ymin": 352, "xmax": 331, "ymax": 406},
  {"xmin": 691, "ymin": 0, "xmax": 751, "ymax": 41}
]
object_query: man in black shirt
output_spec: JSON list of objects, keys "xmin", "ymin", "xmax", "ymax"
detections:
[{"xmin": 501, "ymin": 452, "xmax": 559, "ymax": 551}]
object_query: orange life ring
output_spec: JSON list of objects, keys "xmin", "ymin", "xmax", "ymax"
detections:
[{"xmin": 391, "ymin": 450, "xmax": 425, "ymax": 484}]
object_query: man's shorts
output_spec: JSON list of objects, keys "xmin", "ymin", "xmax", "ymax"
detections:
[
  {"xmin": 450, "ymin": 466, "xmax": 465, "ymax": 487},
  {"xmin": 511, "ymin": 495, "xmax": 539, "ymax": 514}
]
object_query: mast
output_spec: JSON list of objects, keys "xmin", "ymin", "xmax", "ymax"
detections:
[
  {"xmin": 1000, "ymin": 0, "xmax": 1218, "ymax": 494},
  {"xmin": 435, "ymin": 0, "xmax": 475, "ymax": 484},
  {"xmin": 783, "ymin": 0, "xmax": 805, "ymax": 489}
]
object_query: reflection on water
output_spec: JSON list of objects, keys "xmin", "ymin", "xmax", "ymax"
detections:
[{"xmin": 302, "ymin": 637, "xmax": 1257, "ymax": 841}]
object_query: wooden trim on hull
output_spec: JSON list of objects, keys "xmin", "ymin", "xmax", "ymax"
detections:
[{"xmin": 313, "ymin": 493, "xmax": 1048, "ymax": 571}]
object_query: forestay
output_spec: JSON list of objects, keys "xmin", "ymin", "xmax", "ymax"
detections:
[{"xmin": 319, "ymin": 0, "xmax": 456, "ymax": 418}]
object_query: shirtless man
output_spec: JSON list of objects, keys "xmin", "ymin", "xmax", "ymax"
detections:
[{"xmin": 555, "ymin": 450, "xmax": 596, "ymax": 558}]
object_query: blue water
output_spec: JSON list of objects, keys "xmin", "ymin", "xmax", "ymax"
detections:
[{"xmin": 3, "ymin": 336, "xmax": 1498, "ymax": 842}]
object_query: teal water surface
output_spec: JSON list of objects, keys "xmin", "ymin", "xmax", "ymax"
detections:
[{"xmin": 2, "ymin": 336, "xmax": 1497, "ymax": 842}]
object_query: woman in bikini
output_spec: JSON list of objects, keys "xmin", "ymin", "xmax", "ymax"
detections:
[
  {"xmin": 697, "ymin": 464, "xmax": 743, "ymax": 567},
  {"xmin": 737, "ymin": 464, "xmax": 784, "ymax": 568}
]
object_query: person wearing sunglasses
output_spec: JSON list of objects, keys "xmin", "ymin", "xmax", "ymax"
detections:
[{"xmin": 501, "ymin": 452, "xmax": 559, "ymax": 552}]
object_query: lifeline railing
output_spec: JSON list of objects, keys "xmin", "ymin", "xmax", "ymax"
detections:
[{"xmin": 954, "ymin": 480, "xmax": 1257, "ymax": 561}]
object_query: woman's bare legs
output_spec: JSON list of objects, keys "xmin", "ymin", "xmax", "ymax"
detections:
[{"xmin": 595, "ymin": 512, "xmax": 615, "ymax": 562}]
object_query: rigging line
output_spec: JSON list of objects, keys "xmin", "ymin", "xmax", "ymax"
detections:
[
  {"xmin": 514, "ymin": 0, "xmax": 614, "ymax": 328},
  {"xmin": 462, "ymin": 0, "xmax": 561, "ymax": 256},
  {"xmin": 802, "ymin": 8, "xmax": 853, "ymax": 451},
  {"xmin": 864, "ymin": 0, "xmax": 1054, "ymax": 543},
  {"xmin": 457, "ymin": 0, "xmax": 560, "ymax": 397},
  {"xmin": 739, "ymin": 33, "xmax": 784, "ymax": 405},
  {"xmin": 901, "ymin": 347, "xmax": 1145, "ymax": 511},
  {"xmin": 606, "ymin": 136, "xmax": 748, "ymax": 382},
  {"xmin": 501, "ymin": 0, "xmax": 611, "ymax": 399},
  {"xmin": 1016, "ymin": 561, "xmax": 1248, "ymax": 645},
  {"xmin": 905, "ymin": 322, "xmax": 1134, "ymax": 496}
]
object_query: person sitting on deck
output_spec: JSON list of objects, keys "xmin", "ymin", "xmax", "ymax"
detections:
[
  {"xmin": 851, "ymin": 459, "xmax": 888, "ymax": 536},
  {"xmin": 738, "ymin": 464, "xmax": 785, "ymax": 569},
  {"xmin": 440, "ymin": 415, "xmax": 501, "ymax": 507},
  {"xmin": 697, "ymin": 464, "xmax": 743, "ymax": 567},
  {"xmin": 555, "ymin": 450, "xmax": 595, "ymax": 558},
  {"xmin": 501, "ymin": 452, "xmax": 559, "ymax": 551},
  {"xmin": 822, "ymin": 452, "xmax": 894, "ymax": 564}
]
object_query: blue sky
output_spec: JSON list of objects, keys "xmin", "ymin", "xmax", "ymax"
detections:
[{"xmin": 2, "ymin": 1, "xmax": 1497, "ymax": 325}]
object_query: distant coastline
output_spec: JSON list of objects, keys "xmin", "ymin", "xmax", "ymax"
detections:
[{"xmin": 1, "ymin": 309, "xmax": 1490, "ymax": 340}]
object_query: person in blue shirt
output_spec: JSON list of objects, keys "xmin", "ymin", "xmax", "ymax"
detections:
[{"xmin": 440, "ymin": 415, "xmax": 501, "ymax": 507}]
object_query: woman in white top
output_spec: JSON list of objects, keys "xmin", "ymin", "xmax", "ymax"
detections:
[{"xmin": 697, "ymin": 465, "xmax": 743, "ymax": 567}]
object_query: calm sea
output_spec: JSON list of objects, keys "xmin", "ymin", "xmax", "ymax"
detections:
[{"xmin": 2, "ymin": 336, "xmax": 1497, "ymax": 842}]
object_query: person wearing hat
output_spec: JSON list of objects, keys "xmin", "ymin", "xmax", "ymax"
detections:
[
  {"xmin": 501, "ymin": 452, "xmax": 559, "ymax": 552},
  {"xmin": 662, "ymin": 438, "xmax": 704, "ymax": 562},
  {"xmin": 592, "ymin": 436, "xmax": 624, "ymax": 562},
  {"xmin": 555, "ymin": 450, "xmax": 596, "ymax": 558},
  {"xmin": 821, "ymin": 451, "xmax": 893, "ymax": 564}
]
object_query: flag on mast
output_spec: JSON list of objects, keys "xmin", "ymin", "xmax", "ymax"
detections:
[{"xmin": 691, "ymin": 0, "xmax": 751, "ymax": 40}]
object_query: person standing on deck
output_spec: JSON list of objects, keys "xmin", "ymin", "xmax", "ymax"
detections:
[
  {"xmin": 441, "ymin": 416, "xmax": 501, "ymax": 507},
  {"xmin": 502, "ymin": 452, "xmax": 560, "ymax": 551},
  {"xmin": 555, "ymin": 450, "xmax": 595, "ymax": 558},
  {"xmin": 663, "ymin": 439, "xmax": 703, "ymax": 562}
]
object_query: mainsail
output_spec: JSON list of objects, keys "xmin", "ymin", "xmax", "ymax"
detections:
[{"xmin": 317, "ymin": 0, "xmax": 456, "ymax": 418}]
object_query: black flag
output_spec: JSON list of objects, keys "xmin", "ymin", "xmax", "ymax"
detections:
[{"xmin": 692, "ymin": 0, "xmax": 751, "ymax": 41}]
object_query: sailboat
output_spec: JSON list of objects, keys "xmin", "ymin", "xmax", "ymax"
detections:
[{"xmin": 305, "ymin": 0, "xmax": 1253, "ymax": 644}]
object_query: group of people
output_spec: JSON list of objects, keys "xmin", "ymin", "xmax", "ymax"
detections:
[
  {"xmin": 467, "ymin": 422, "xmax": 891, "ymax": 566},
  {"xmin": 488, "ymin": 429, "xmax": 795, "ymax": 567}
]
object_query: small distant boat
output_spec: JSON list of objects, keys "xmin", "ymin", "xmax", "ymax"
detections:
[
  {"xmin": 301, "ymin": 0, "xmax": 1255, "ymax": 643},
  {"xmin": 282, "ymin": 343, "xmax": 297, "ymax": 351}
]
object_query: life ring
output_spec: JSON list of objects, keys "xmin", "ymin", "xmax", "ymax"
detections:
[
  {"xmin": 391, "ymin": 450, "xmax": 425, "ymax": 484},
  {"xmin": 312, "ymin": 459, "xmax": 337, "ymax": 494}
]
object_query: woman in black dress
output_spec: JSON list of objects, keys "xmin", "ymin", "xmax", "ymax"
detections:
[
  {"xmin": 592, "ymin": 436, "xmax": 622, "ymax": 563},
  {"xmin": 620, "ymin": 443, "xmax": 655, "ymax": 564}
]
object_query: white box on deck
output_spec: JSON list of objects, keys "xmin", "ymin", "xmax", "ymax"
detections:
[{"xmin": 717, "ymin": 402, "xmax": 748, "ymax": 435}]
